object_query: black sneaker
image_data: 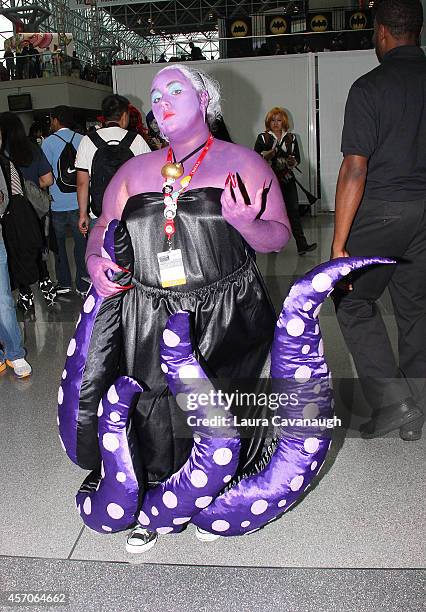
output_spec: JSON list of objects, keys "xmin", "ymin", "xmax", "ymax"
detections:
[
  {"xmin": 125, "ymin": 526, "xmax": 158, "ymax": 554},
  {"xmin": 39, "ymin": 278, "xmax": 57, "ymax": 306},
  {"xmin": 17, "ymin": 291, "xmax": 35, "ymax": 312},
  {"xmin": 55, "ymin": 284, "xmax": 72, "ymax": 295},
  {"xmin": 298, "ymin": 243, "xmax": 317, "ymax": 256}
]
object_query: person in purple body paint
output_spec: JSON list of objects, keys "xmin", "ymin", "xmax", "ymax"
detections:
[{"xmin": 82, "ymin": 65, "xmax": 291, "ymax": 551}]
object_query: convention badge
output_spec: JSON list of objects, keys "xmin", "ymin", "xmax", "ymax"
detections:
[{"xmin": 157, "ymin": 249, "xmax": 187, "ymax": 288}]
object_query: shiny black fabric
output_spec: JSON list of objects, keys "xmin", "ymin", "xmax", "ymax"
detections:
[{"xmin": 118, "ymin": 187, "xmax": 276, "ymax": 483}]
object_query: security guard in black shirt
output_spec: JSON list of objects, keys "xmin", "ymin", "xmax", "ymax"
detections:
[{"xmin": 332, "ymin": 0, "xmax": 425, "ymax": 441}]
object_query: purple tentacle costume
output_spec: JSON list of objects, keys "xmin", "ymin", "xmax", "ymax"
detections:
[{"xmin": 58, "ymin": 221, "xmax": 392, "ymax": 535}]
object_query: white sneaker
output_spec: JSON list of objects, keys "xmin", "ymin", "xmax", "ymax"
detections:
[
  {"xmin": 6, "ymin": 358, "xmax": 32, "ymax": 378},
  {"xmin": 195, "ymin": 526, "xmax": 221, "ymax": 542},
  {"xmin": 126, "ymin": 526, "xmax": 158, "ymax": 553}
]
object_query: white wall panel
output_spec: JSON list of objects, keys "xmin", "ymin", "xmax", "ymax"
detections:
[
  {"xmin": 113, "ymin": 55, "xmax": 317, "ymax": 200},
  {"xmin": 317, "ymin": 50, "xmax": 378, "ymax": 210}
]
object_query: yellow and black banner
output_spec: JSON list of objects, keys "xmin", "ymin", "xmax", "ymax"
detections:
[
  {"xmin": 227, "ymin": 17, "xmax": 251, "ymax": 38},
  {"xmin": 265, "ymin": 15, "xmax": 292, "ymax": 36},
  {"xmin": 307, "ymin": 12, "xmax": 333, "ymax": 33},
  {"xmin": 345, "ymin": 10, "xmax": 373, "ymax": 30}
]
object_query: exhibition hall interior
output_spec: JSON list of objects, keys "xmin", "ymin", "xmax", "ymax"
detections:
[{"xmin": 0, "ymin": 1, "xmax": 424, "ymax": 611}]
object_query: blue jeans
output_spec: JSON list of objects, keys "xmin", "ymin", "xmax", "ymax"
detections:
[
  {"xmin": 51, "ymin": 209, "xmax": 89, "ymax": 292},
  {"xmin": 0, "ymin": 239, "xmax": 24, "ymax": 361}
]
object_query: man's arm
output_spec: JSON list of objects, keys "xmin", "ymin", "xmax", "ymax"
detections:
[
  {"xmin": 331, "ymin": 154, "xmax": 367, "ymax": 259},
  {"xmin": 77, "ymin": 169, "xmax": 90, "ymax": 235}
]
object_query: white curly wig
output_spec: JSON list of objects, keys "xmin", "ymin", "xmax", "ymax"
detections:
[{"xmin": 155, "ymin": 64, "xmax": 222, "ymax": 128}]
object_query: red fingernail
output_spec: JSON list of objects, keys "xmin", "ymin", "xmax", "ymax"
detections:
[
  {"xmin": 118, "ymin": 284, "xmax": 134, "ymax": 290},
  {"xmin": 225, "ymin": 173, "xmax": 231, "ymax": 186},
  {"xmin": 230, "ymin": 174, "xmax": 237, "ymax": 188}
]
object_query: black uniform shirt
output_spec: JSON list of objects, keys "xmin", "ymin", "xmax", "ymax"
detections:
[{"xmin": 341, "ymin": 45, "xmax": 426, "ymax": 201}]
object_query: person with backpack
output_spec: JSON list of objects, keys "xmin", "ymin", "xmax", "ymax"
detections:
[
  {"xmin": 75, "ymin": 95, "xmax": 150, "ymax": 235},
  {"xmin": 0, "ymin": 112, "xmax": 55, "ymax": 311},
  {"xmin": 42, "ymin": 106, "xmax": 89, "ymax": 297}
]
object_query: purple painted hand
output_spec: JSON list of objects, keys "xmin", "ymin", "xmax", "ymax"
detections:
[
  {"xmin": 87, "ymin": 255, "xmax": 131, "ymax": 298},
  {"xmin": 221, "ymin": 173, "xmax": 264, "ymax": 231}
]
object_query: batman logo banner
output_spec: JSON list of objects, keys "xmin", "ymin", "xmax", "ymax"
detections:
[
  {"xmin": 311, "ymin": 15, "xmax": 328, "ymax": 32},
  {"xmin": 350, "ymin": 12, "xmax": 367, "ymax": 29},
  {"xmin": 269, "ymin": 17, "xmax": 287, "ymax": 35},
  {"xmin": 231, "ymin": 20, "xmax": 248, "ymax": 37}
]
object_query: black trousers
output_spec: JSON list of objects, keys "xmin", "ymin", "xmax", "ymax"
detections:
[
  {"xmin": 334, "ymin": 196, "xmax": 426, "ymax": 412},
  {"xmin": 280, "ymin": 178, "xmax": 308, "ymax": 251}
]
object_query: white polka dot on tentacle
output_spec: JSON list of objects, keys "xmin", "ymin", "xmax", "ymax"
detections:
[
  {"xmin": 213, "ymin": 448, "xmax": 233, "ymax": 466},
  {"xmin": 303, "ymin": 403, "xmax": 319, "ymax": 419},
  {"xmin": 138, "ymin": 511, "xmax": 150, "ymax": 526},
  {"xmin": 116, "ymin": 472, "xmax": 126, "ymax": 483},
  {"xmin": 286, "ymin": 318, "xmax": 305, "ymax": 337},
  {"xmin": 290, "ymin": 475, "xmax": 304, "ymax": 491},
  {"xmin": 157, "ymin": 527, "xmax": 174, "ymax": 534},
  {"xmin": 302, "ymin": 345, "xmax": 310, "ymax": 355},
  {"xmin": 178, "ymin": 365, "xmax": 200, "ymax": 382},
  {"xmin": 61, "ymin": 369, "xmax": 67, "ymax": 380},
  {"xmin": 163, "ymin": 329, "xmax": 181, "ymax": 347},
  {"xmin": 250, "ymin": 500, "xmax": 268, "ymax": 515},
  {"xmin": 58, "ymin": 387, "xmax": 63, "ymax": 405},
  {"xmin": 102, "ymin": 525, "xmax": 112, "ymax": 532},
  {"xmin": 102, "ymin": 433, "xmax": 119, "ymax": 452},
  {"xmin": 211, "ymin": 520, "xmax": 230, "ymax": 532},
  {"xmin": 97, "ymin": 400, "xmax": 104, "ymax": 417},
  {"xmin": 161, "ymin": 363, "xmax": 169, "ymax": 374},
  {"xmin": 278, "ymin": 499, "xmax": 287, "ymax": 508},
  {"xmin": 223, "ymin": 474, "xmax": 232, "ymax": 483},
  {"xmin": 162, "ymin": 491, "xmax": 178, "ymax": 509},
  {"xmin": 83, "ymin": 295, "xmax": 95, "ymax": 314},
  {"xmin": 109, "ymin": 411, "xmax": 120, "ymax": 423},
  {"xmin": 313, "ymin": 304, "xmax": 322, "ymax": 318},
  {"xmin": 100, "ymin": 462, "xmax": 105, "ymax": 478},
  {"xmin": 340, "ymin": 265, "xmax": 351, "ymax": 277},
  {"xmin": 312, "ymin": 273, "xmax": 332, "ymax": 293},
  {"xmin": 303, "ymin": 301, "xmax": 313, "ymax": 312},
  {"xmin": 241, "ymin": 520, "xmax": 251, "ymax": 528},
  {"xmin": 304, "ymin": 438, "xmax": 320, "ymax": 453},
  {"xmin": 173, "ymin": 517, "xmax": 191, "ymax": 525},
  {"xmin": 67, "ymin": 338, "xmax": 76, "ymax": 357},
  {"xmin": 294, "ymin": 366, "xmax": 311, "ymax": 382},
  {"xmin": 107, "ymin": 503, "xmax": 124, "ymax": 519},
  {"xmin": 195, "ymin": 496, "xmax": 212, "ymax": 509},
  {"xmin": 311, "ymin": 461, "xmax": 318, "ymax": 471},
  {"xmin": 190, "ymin": 470, "xmax": 208, "ymax": 488},
  {"xmin": 83, "ymin": 496, "xmax": 91, "ymax": 515},
  {"xmin": 107, "ymin": 385, "xmax": 119, "ymax": 405},
  {"xmin": 151, "ymin": 506, "xmax": 159, "ymax": 516},
  {"xmin": 318, "ymin": 339, "xmax": 324, "ymax": 357},
  {"xmin": 176, "ymin": 393, "xmax": 193, "ymax": 411}
]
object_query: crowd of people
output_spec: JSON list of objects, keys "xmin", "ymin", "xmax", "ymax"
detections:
[
  {"xmin": 0, "ymin": 28, "xmax": 376, "ymax": 83},
  {"xmin": 0, "ymin": 47, "xmax": 112, "ymax": 86},
  {"xmin": 0, "ymin": 0, "xmax": 424, "ymax": 525}
]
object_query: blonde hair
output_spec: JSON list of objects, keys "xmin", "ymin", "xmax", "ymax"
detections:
[{"xmin": 265, "ymin": 107, "xmax": 290, "ymax": 132}]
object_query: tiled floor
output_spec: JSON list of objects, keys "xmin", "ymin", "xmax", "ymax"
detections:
[{"xmin": 0, "ymin": 213, "xmax": 424, "ymax": 570}]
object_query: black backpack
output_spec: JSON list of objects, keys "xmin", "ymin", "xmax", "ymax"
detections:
[
  {"xmin": 88, "ymin": 130, "xmax": 136, "ymax": 217},
  {"xmin": 53, "ymin": 132, "xmax": 78, "ymax": 193}
]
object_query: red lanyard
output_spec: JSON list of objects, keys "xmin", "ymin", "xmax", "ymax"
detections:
[{"xmin": 162, "ymin": 133, "xmax": 214, "ymax": 242}]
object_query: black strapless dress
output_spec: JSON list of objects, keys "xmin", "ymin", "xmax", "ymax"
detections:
[{"xmin": 83, "ymin": 187, "xmax": 276, "ymax": 483}]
